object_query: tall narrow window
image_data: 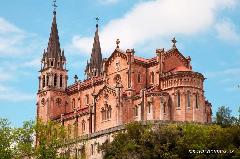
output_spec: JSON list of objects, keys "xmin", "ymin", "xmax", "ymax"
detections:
[
  {"xmin": 91, "ymin": 144, "xmax": 94, "ymax": 155},
  {"xmin": 54, "ymin": 74, "xmax": 57, "ymax": 87},
  {"xmin": 60, "ymin": 75, "xmax": 63, "ymax": 87},
  {"xmin": 151, "ymin": 72, "xmax": 154, "ymax": 83},
  {"xmin": 195, "ymin": 93, "xmax": 199, "ymax": 109},
  {"xmin": 82, "ymin": 120, "xmax": 86, "ymax": 132},
  {"xmin": 147, "ymin": 102, "xmax": 151, "ymax": 113},
  {"xmin": 107, "ymin": 106, "xmax": 112, "ymax": 119},
  {"xmin": 134, "ymin": 105, "xmax": 138, "ymax": 116},
  {"xmin": 187, "ymin": 92, "xmax": 191, "ymax": 108},
  {"xmin": 109, "ymin": 107, "xmax": 112, "ymax": 119},
  {"xmin": 101, "ymin": 108, "xmax": 105, "ymax": 121},
  {"xmin": 46, "ymin": 75, "xmax": 49, "ymax": 86},
  {"xmin": 137, "ymin": 73, "xmax": 141, "ymax": 83},
  {"xmin": 42, "ymin": 75, "xmax": 46, "ymax": 88},
  {"xmin": 177, "ymin": 91, "xmax": 181, "ymax": 108},
  {"xmin": 72, "ymin": 99, "xmax": 76, "ymax": 110},
  {"xmin": 163, "ymin": 103, "xmax": 166, "ymax": 114},
  {"xmin": 85, "ymin": 95, "xmax": 89, "ymax": 105},
  {"xmin": 97, "ymin": 143, "xmax": 100, "ymax": 153},
  {"xmin": 74, "ymin": 122, "xmax": 78, "ymax": 138}
]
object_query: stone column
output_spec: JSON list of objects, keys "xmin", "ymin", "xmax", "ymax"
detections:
[
  {"xmin": 156, "ymin": 49, "xmax": 164, "ymax": 90},
  {"xmin": 116, "ymin": 83, "xmax": 123, "ymax": 125},
  {"xmin": 140, "ymin": 89, "xmax": 146, "ymax": 121},
  {"xmin": 126, "ymin": 49, "xmax": 134, "ymax": 89},
  {"xmin": 38, "ymin": 76, "xmax": 41, "ymax": 90}
]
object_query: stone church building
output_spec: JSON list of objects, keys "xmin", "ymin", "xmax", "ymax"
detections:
[{"xmin": 36, "ymin": 11, "xmax": 212, "ymax": 158}]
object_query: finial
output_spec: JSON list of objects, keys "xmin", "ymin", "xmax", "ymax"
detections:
[
  {"xmin": 116, "ymin": 39, "xmax": 120, "ymax": 48},
  {"xmin": 74, "ymin": 75, "xmax": 78, "ymax": 83},
  {"xmin": 172, "ymin": 37, "xmax": 177, "ymax": 48},
  {"xmin": 96, "ymin": 17, "xmax": 99, "ymax": 28},
  {"xmin": 52, "ymin": 0, "xmax": 57, "ymax": 15}
]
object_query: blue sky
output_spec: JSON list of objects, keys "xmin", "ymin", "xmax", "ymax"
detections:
[{"xmin": 0, "ymin": 0, "xmax": 239, "ymax": 127}]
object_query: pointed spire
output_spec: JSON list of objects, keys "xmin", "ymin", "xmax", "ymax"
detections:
[
  {"xmin": 46, "ymin": 12, "xmax": 61, "ymax": 60},
  {"xmin": 41, "ymin": 6, "xmax": 66, "ymax": 71},
  {"xmin": 85, "ymin": 18, "xmax": 103, "ymax": 78}
]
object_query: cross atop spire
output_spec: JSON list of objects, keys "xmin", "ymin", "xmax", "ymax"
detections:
[
  {"xmin": 96, "ymin": 17, "xmax": 99, "ymax": 28},
  {"xmin": 172, "ymin": 37, "xmax": 177, "ymax": 48},
  {"xmin": 116, "ymin": 39, "xmax": 120, "ymax": 48},
  {"xmin": 53, "ymin": 0, "xmax": 57, "ymax": 15}
]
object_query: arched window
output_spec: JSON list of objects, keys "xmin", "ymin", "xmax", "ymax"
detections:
[
  {"xmin": 101, "ymin": 108, "xmax": 106, "ymax": 121},
  {"xmin": 137, "ymin": 73, "xmax": 141, "ymax": 83},
  {"xmin": 42, "ymin": 75, "xmax": 46, "ymax": 88},
  {"xmin": 72, "ymin": 98, "xmax": 76, "ymax": 110},
  {"xmin": 46, "ymin": 75, "xmax": 49, "ymax": 86},
  {"xmin": 134, "ymin": 105, "xmax": 138, "ymax": 116},
  {"xmin": 85, "ymin": 95, "xmax": 89, "ymax": 105},
  {"xmin": 54, "ymin": 74, "xmax": 57, "ymax": 87},
  {"xmin": 60, "ymin": 75, "xmax": 63, "ymax": 87},
  {"xmin": 41, "ymin": 98, "xmax": 46, "ymax": 106},
  {"xmin": 91, "ymin": 144, "xmax": 94, "ymax": 155},
  {"xmin": 195, "ymin": 93, "xmax": 199, "ymax": 109},
  {"xmin": 163, "ymin": 103, "xmax": 166, "ymax": 114},
  {"xmin": 74, "ymin": 121, "xmax": 78, "ymax": 138},
  {"xmin": 147, "ymin": 102, "xmax": 151, "ymax": 114},
  {"xmin": 107, "ymin": 106, "xmax": 112, "ymax": 119},
  {"xmin": 177, "ymin": 91, "xmax": 181, "ymax": 108},
  {"xmin": 151, "ymin": 72, "xmax": 154, "ymax": 84},
  {"xmin": 82, "ymin": 120, "xmax": 86, "ymax": 132},
  {"xmin": 187, "ymin": 92, "xmax": 191, "ymax": 108}
]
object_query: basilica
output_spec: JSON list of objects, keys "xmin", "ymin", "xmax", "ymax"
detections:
[{"xmin": 36, "ymin": 10, "xmax": 212, "ymax": 158}]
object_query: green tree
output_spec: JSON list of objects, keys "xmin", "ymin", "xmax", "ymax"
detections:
[
  {"xmin": 35, "ymin": 120, "xmax": 66, "ymax": 159},
  {"xmin": 0, "ymin": 118, "xmax": 13, "ymax": 159},
  {"xmin": 101, "ymin": 122, "xmax": 240, "ymax": 159},
  {"xmin": 215, "ymin": 106, "xmax": 237, "ymax": 127},
  {"xmin": 13, "ymin": 120, "xmax": 35, "ymax": 159}
]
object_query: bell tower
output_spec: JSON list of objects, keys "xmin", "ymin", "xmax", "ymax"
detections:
[
  {"xmin": 39, "ymin": 10, "xmax": 67, "ymax": 91},
  {"xmin": 37, "ymin": 8, "xmax": 68, "ymax": 122}
]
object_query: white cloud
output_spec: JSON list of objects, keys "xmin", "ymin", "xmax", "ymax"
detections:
[
  {"xmin": 71, "ymin": 0, "xmax": 237, "ymax": 56},
  {"xmin": 0, "ymin": 17, "xmax": 43, "ymax": 56},
  {"xmin": 0, "ymin": 68, "xmax": 12, "ymax": 81},
  {"xmin": 22, "ymin": 58, "xmax": 41, "ymax": 68},
  {"xmin": 0, "ymin": 17, "xmax": 23, "ymax": 34},
  {"xmin": 0, "ymin": 84, "xmax": 34, "ymax": 102},
  {"xmin": 206, "ymin": 68, "xmax": 240, "ymax": 78},
  {"xmin": 215, "ymin": 20, "xmax": 240, "ymax": 42}
]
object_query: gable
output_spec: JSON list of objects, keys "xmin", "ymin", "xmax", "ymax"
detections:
[
  {"xmin": 95, "ymin": 85, "xmax": 116, "ymax": 102},
  {"xmin": 105, "ymin": 49, "xmax": 128, "ymax": 78},
  {"xmin": 163, "ymin": 49, "xmax": 188, "ymax": 72}
]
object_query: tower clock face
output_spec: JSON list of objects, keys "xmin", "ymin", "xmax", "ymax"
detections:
[{"xmin": 41, "ymin": 98, "xmax": 46, "ymax": 106}]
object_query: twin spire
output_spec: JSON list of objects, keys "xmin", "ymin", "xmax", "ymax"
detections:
[
  {"xmin": 41, "ymin": 6, "xmax": 103, "ymax": 79},
  {"xmin": 41, "ymin": 11, "xmax": 66, "ymax": 70},
  {"xmin": 85, "ymin": 18, "xmax": 103, "ymax": 78}
]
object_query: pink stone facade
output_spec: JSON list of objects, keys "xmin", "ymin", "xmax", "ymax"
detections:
[{"xmin": 36, "ymin": 12, "xmax": 212, "ymax": 158}]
